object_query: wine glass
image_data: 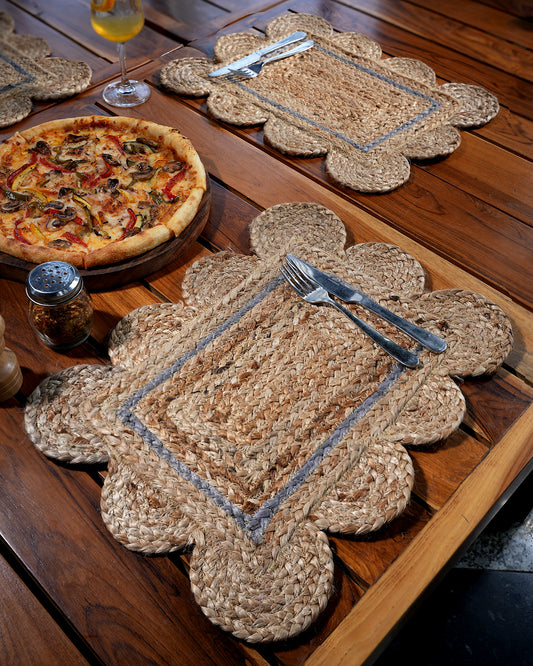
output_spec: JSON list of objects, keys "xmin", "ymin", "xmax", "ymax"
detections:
[{"xmin": 91, "ymin": 0, "xmax": 151, "ymax": 107}]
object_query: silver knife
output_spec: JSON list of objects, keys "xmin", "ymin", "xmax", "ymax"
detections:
[
  {"xmin": 209, "ymin": 31, "xmax": 307, "ymax": 77},
  {"xmin": 287, "ymin": 255, "xmax": 447, "ymax": 353}
]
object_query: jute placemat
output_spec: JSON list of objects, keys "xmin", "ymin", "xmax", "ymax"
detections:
[
  {"xmin": 24, "ymin": 202, "xmax": 512, "ymax": 642},
  {"xmin": 0, "ymin": 11, "xmax": 92, "ymax": 128},
  {"xmin": 160, "ymin": 13, "xmax": 499, "ymax": 193}
]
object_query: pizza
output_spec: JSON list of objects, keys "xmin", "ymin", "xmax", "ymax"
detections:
[{"xmin": 0, "ymin": 115, "xmax": 206, "ymax": 268}]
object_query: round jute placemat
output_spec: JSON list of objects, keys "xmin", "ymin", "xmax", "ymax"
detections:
[
  {"xmin": 160, "ymin": 13, "xmax": 499, "ymax": 193},
  {"xmin": 0, "ymin": 11, "xmax": 92, "ymax": 128},
  {"xmin": 24, "ymin": 202, "xmax": 513, "ymax": 642}
]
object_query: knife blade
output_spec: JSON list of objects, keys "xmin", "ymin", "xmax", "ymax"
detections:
[
  {"xmin": 287, "ymin": 255, "xmax": 447, "ymax": 353},
  {"xmin": 209, "ymin": 31, "xmax": 307, "ymax": 77}
]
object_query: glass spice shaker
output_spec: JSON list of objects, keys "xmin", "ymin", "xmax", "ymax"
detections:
[{"xmin": 26, "ymin": 261, "xmax": 93, "ymax": 351}]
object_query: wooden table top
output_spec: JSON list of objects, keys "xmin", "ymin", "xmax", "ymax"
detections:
[{"xmin": 1, "ymin": 1, "xmax": 531, "ymax": 664}]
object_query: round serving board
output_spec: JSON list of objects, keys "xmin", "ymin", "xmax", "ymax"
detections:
[{"xmin": 0, "ymin": 178, "xmax": 211, "ymax": 291}]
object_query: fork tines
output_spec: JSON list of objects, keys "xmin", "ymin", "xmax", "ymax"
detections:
[
  {"xmin": 280, "ymin": 263, "xmax": 311, "ymax": 298},
  {"xmin": 280, "ymin": 258, "xmax": 420, "ymax": 367}
]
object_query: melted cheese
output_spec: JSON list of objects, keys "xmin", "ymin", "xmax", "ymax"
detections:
[{"xmin": 0, "ymin": 125, "xmax": 196, "ymax": 254}]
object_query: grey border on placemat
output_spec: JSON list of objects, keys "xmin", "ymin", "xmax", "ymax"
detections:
[
  {"xmin": 227, "ymin": 44, "xmax": 442, "ymax": 154},
  {"xmin": 117, "ymin": 276, "xmax": 407, "ymax": 543}
]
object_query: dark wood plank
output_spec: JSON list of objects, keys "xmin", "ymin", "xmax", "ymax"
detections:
[
  {"xmin": 477, "ymin": 0, "xmax": 533, "ymax": 18},
  {"xmin": 89, "ymin": 282, "xmax": 164, "ymax": 344},
  {"xmin": 339, "ymin": 0, "xmax": 533, "ymax": 81},
  {"xmin": 146, "ymin": 240, "xmax": 212, "ymax": 302},
  {"xmin": 0, "ymin": 552, "xmax": 89, "ymax": 665},
  {"xmin": 199, "ymin": 180, "xmax": 261, "ymax": 252},
  {"xmin": 342, "ymin": 171, "xmax": 533, "ymax": 301},
  {"xmin": 409, "ymin": 430, "xmax": 489, "ymax": 511},
  {"xmin": 285, "ymin": 130, "xmax": 532, "ymax": 230},
  {"xmin": 201, "ymin": 0, "xmax": 285, "ymax": 13},
  {"xmin": 407, "ymin": 0, "xmax": 533, "ymax": 48},
  {"xmin": 417, "ymin": 134, "xmax": 532, "ymax": 226},
  {"xmin": 329, "ymin": 502, "xmax": 433, "ymax": 587},
  {"xmin": 478, "ymin": 108, "xmax": 533, "ymax": 162},
  {"xmin": 144, "ymin": 0, "xmax": 230, "ymax": 42},
  {"xmin": 461, "ymin": 369, "xmax": 533, "ymax": 443},
  {"xmin": 407, "ymin": 375, "xmax": 533, "ymax": 513},
  {"xmin": 144, "ymin": 0, "xmax": 291, "ymax": 42},
  {"xmin": 0, "ymin": 407, "xmax": 263, "ymax": 665}
]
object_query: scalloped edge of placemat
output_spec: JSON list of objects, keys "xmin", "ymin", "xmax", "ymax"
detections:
[
  {"xmin": 160, "ymin": 13, "xmax": 499, "ymax": 193},
  {"xmin": 0, "ymin": 11, "xmax": 92, "ymax": 128},
  {"xmin": 23, "ymin": 201, "xmax": 513, "ymax": 643}
]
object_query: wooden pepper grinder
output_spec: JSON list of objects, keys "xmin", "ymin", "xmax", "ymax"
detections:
[{"xmin": 0, "ymin": 314, "xmax": 23, "ymax": 401}]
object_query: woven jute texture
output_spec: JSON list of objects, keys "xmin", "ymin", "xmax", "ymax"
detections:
[
  {"xmin": 25, "ymin": 202, "xmax": 513, "ymax": 642},
  {"xmin": 0, "ymin": 11, "xmax": 92, "ymax": 128},
  {"xmin": 160, "ymin": 13, "xmax": 499, "ymax": 193}
]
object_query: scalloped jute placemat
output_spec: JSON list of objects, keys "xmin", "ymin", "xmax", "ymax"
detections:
[
  {"xmin": 160, "ymin": 13, "xmax": 499, "ymax": 193},
  {"xmin": 24, "ymin": 202, "xmax": 513, "ymax": 642},
  {"xmin": 0, "ymin": 11, "xmax": 92, "ymax": 129}
]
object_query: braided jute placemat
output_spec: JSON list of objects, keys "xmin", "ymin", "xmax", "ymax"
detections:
[
  {"xmin": 25, "ymin": 202, "xmax": 513, "ymax": 642},
  {"xmin": 160, "ymin": 13, "xmax": 499, "ymax": 193},
  {"xmin": 0, "ymin": 11, "xmax": 92, "ymax": 129}
]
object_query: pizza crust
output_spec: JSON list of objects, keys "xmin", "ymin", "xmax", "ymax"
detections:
[{"xmin": 0, "ymin": 234, "xmax": 86, "ymax": 267}]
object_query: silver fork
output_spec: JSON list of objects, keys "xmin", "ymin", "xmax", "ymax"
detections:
[
  {"xmin": 230, "ymin": 40, "xmax": 314, "ymax": 78},
  {"xmin": 281, "ymin": 262, "xmax": 420, "ymax": 368}
]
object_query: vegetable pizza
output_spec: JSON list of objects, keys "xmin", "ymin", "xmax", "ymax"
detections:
[{"xmin": 0, "ymin": 116, "xmax": 206, "ymax": 268}]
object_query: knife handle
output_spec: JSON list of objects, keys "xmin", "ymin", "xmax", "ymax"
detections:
[
  {"xmin": 330, "ymin": 300, "xmax": 420, "ymax": 368},
  {"xmin": 261, "ymin": 31, "xmax": 307, "ymax": 54},
  {"xmin": 356, "ymin": 296, "xmax": 447, "ymax": 353},
  {"xmin": 209, "ymin": 31, "xmax": 307, "ymax": 77}
]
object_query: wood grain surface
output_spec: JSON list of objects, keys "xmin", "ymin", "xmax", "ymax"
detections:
[{"xmin": 0, "ymin": 1, "xmax": 531, "ymax": 664}]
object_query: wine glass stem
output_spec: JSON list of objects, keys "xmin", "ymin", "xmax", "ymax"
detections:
[{"xmin": 117, "ymin": 42, "xmax": 134, "ymax": 93}]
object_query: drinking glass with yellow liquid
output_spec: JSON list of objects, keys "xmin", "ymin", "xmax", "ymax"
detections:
[{"xmin": 91, "ymin": 0, "xmax": 150, "ymax": 107}]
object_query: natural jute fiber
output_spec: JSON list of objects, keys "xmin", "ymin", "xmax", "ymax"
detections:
[
  {"xmin": 0, "ymin": 11, "xmax": 92, "ymax": 128},
  {"xmin": 25, "ymin": 202, "xmax": 513, "ymax": 642},
  {"xmin": 160, "ymin": 13, "xmax": 499, "ymax": 193}
]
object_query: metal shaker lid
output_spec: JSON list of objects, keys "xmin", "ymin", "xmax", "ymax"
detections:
[{"xmin": 25, "ymin": 261, "xmax": 83, "ymax": 305}]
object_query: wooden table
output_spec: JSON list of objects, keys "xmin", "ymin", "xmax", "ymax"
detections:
[{"xmin": 1, "ymin": 1, "xmax": 531, "ymax": 664}]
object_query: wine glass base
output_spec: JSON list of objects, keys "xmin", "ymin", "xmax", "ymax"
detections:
[{"xmin": 102, "ymin": 79, "xmax": 151, "ymax": 107}]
